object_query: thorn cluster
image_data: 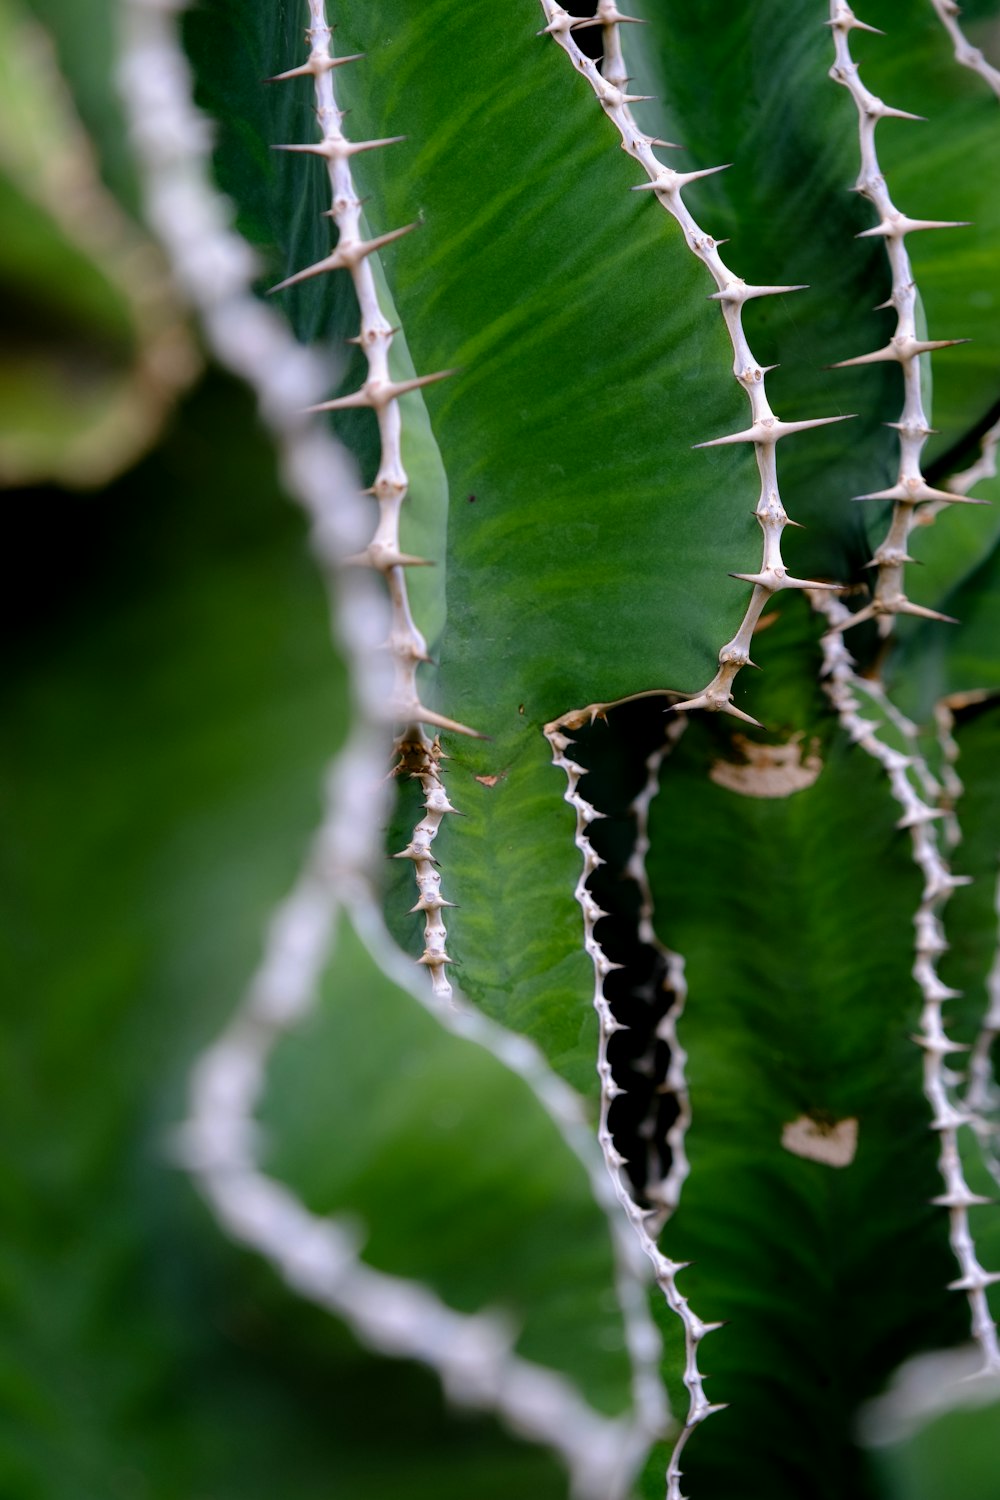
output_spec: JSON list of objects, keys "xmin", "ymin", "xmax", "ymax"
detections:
[
  {"xmin": 271, "ymin": 1, "xmax": 478, "ymax": 1000},
  {"xmin": 539, "ymin": 0, "xmax": 852, "ymax": 727},
  {"xmin": 827, "ymin": 2, "xmax": 976, "ymax": 637},
  {"xmin": 926, "ymin": 0, "xmax": 1000, "ymax": 100},
  {"xmin": 393, "ymin": 735, "xmax": 459, "ymax": 1001},
  {"xmin": 546, "ymin": 708, "xmax": 726, "ymax": 1500},
  {"xmin": 812, "ymin": 591, "xmax": 1000, "ymax": 1376}
]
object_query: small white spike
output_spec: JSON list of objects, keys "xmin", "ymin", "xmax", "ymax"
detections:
[
  {"xmin": 273, "ymin": 133, "xmax": 406, "ymax": 160},
  {"xmin": 631, "ymin": 163, "xmax": 732, "ymax": 193},
  {"xmin": 708, "ymin": 282, "xmax": 808, "ymax": 303},
  {"xmin": 307, "ymin": 369, "xmax": 456, "ymax": 413},
  {"xmin": 857, "ymin": 213, "xmax": 970, "ymax": 239},
  {"xmin": 264, "ymin": 51, "xmax": 364, "ymax": 82},
  {"xmin": 694, "ymin": 413, "xmax": 854, "ymax": 448}
]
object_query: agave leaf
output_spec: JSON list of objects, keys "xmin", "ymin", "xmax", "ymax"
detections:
[
  {"xmin": 629, "ymin": 0, "xmax": 1000, "ymax": 591},
  {"xmin": 13, "ymin": 0, "xmax": 999, "ymax": 1495},
  {"xmin": 856, "ymin": 0, "xmax": 1000, "ymax": 458},
  {"xmin": 907, "ymin": 466, "xmax": 1000, "ymax": 621},
  {"xmin": 641, "ymin": 689, "xmax": 973, "ymax": 1498},
  {"xmin": 258, "ymin": 905, "xmax": 636, "ymax": 1414},
  {"xmin": 1, "ymin": 368, "xmax": 640, "ymax": 1494},
  {"xmin": 182, "ymin": 0, "xmax": 759, "ymax": 1095}
]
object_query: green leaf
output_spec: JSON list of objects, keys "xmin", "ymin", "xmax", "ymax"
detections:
[
  {"xmin": 892, "ymin": 525, "xmax": 1000, "ymax": 715},
  {"xmin": 876, "ymin": 1395, "xmax": 1000, "ymax": 1500},
  {"xmin": 641, "ymin": 684, "xmax": 971, "ymax": 1498},
  {"xmin": 17, "ymin": 1, "xmax": 1000, "ymax": 1496},
  {"xmin": 907, "ymin": 464, "xmax": 1000, "ymax": 621},
  {"xmin": 0, "ymin": 0, "xmax": 195, "ymax": 487},
  {"xmin": 258, "ymin": 907, "xmax": 636, "ymax": 1417},
  {"xmin": 864, "ymin": 1361, "xmax": 1000, "ymax": 1500},
  {"xmin": 2, "ymin": 370, "xmax": 624, "ymax": 1496},
  {"xmin": 23, "ymin": 0, "xmax": 140, "ymax": 209},
  {"xmin": 180, "ymin": 0, "xmax": 1000, "ymax": 1104},
  {"xmin": 628, "ymin": 0, "xmax": 1000, "ymax": 593},
  {"xmin": 855, "ymin": 0, "xmax": 1000, "ymax": 461}
]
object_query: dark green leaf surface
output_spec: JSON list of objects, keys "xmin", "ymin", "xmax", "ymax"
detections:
[
  {"xmin": 938, "ymin": 705, "xmax": 1000, "ymax": 1050},
  {"xmin": 935, "ymin": 702, "xmax": 1000, "ymax": 1317},
  {"xmin": 893, "ymin": 524, "xmax": 1000, "ymax": 715},
  {"xmin": 627, "ymin": 0, "xmax": 895, "ymax": 581},
  {"xmin": 642, "ymin": 700, "xmax": 970, "ymax": 1499},
  {"xmin": 857, "ymin": 0, "xmax": 1000, "ymax": 461},
  {"xmin": 628, "ymin": 0, "xmax": 1000, "ymax": 583},
  {"xmin": 908, "ymin": 466, "xmax": 1000, "ymax": 620}
]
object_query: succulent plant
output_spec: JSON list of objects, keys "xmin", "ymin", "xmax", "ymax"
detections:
[{"xmin": 7, "ymin": 0, "xmax": 1000, "ymax": 1497}]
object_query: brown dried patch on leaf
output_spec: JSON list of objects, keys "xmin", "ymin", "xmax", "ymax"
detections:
[
  {"xmin": 942, "ymin": 688, "xmax": 995, "ymax": 712},
  {"xmin": 709, "ymin": 733, "xmax": 822, "ymax": 798},
  {"xmin": 781, "ymin": 1115, "xmax": 858, "ymax": 1169},
  {"xmin": 474, "ymin": 772, "xmax": 506, "ymax": 789}
]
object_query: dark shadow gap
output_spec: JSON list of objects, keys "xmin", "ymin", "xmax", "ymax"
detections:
[
  {"xmin": 565, "ymin": 695, "xmax": 683, "ymax": 1207},
  {"xmin": 571, "ymin": 2, "xmax": 605, "ymax": 66}
]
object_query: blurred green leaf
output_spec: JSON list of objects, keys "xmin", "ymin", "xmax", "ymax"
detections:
[
  {"xmin": 0, "ymin": 0, "xmax": 196, "ymax": 488},
  {"xmin": 639, "ymin": 663, "xmax": 969, "ymax": 1498},
  {"xmin": 260, "ymin": 906, "xmax": 636, "ymax": 1416},
  {"xmin": 869, "ymin": 1384, "xmax": 1000, "ymax": 1500}
]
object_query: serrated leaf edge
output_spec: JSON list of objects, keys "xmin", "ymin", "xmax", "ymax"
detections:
[
  {"xmin": 118, "ymin": 0, "xmax": 669, "ymax": 1488},
  {"xmin": 813, "ymin": 590, "xmax": 1000, "ymax": 1374}
]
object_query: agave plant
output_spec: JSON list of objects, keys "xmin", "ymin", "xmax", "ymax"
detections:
[{"xmin": 7, "ymin": 0, "xmax": 1000, "ymax": 1497}]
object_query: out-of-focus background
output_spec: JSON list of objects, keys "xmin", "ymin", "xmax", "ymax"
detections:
[{"xmin": 4, "ymin": 2, "xmax": 1000, "ymax": 1498}]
